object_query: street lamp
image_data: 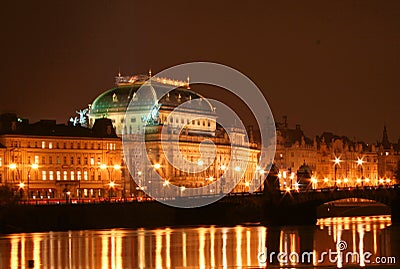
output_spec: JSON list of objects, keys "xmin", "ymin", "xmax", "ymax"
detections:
[
  {"xmin": 28, "ymin": 163, "xmax": 39, "ymax": 202},
  {"xmin": 333, "ymin": 157, "xmax": 341, "ymax": 188},
  {"xmin": 100, "ymin": 164, "xmax": 121, "ymax": 199},
  {"xmin": 357, "ymin": 158, "xmax": 364, "ymax": 186}
]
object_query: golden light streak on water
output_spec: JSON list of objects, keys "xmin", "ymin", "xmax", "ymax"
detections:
[
  {"xmin": 138, "ymin": 229, "xmax": 145, "ymax": 269},
  {"xmin": 155, "ymin": 229, "xmax": 163, "ymax": 269},
  {"xmin": 198, "ymin": 228, "xmax": 206, "ymax": 269},
  {"xmin": 210, "ymin": 226, "xmax": 215, "ymax": 268}
]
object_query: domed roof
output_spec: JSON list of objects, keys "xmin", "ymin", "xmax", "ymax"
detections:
[{"xmin": 89, "ymin": 77, "xmax": 214, "ymax": 116}]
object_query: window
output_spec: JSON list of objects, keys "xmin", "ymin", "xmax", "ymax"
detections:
[
  {"xmin": 90, "ymin": 157, "xmax": 95, "ymax": 165},
  {"xmin": 77, "ymin": 157, "xmax": 81, "ymax": 165},
  {"xmin": 84, "ymin": 171, "xmax": 88, "ymax": 180},
  {"xmin": 42, "ymin": 171, "xmax": 46, "ymax": 180},
  {"xmin": 42, "ymin": 156, "xmax": 46, "ymax": 164},
  {"xmin": 49, "ymin": 156, "xmax": 53, "ymax": 164},
  {"xmin": 131, "ymin": 118, "xmax": 136, "ymax": 123},
  {"xmin": 84, "ymin": 189, "xmax": 88, "ymax": 197},
  {"xmin": 70, "ymin": 171, "xmax": 75, "ymax": 180},
  {"xmin": 34, "ymin": 156, "xmax": 39, "ymax": 164},
  {"xmin": 57, "ymin": 171, "xmax": 61, "ymax": 180},
  {"xmin": 41, "ymin": 141, "xmax": 45, "ymax": 149},
  {"xmin": 77, "ymin": 171, "xmax": 81, "ymax": 180},
  {"xmin": 0, "ymin": 157, "xmax": 2, "ymax": 167},
  {"xmin": 63, "ymin": 171, "xmax": 67, "ymax": 180},
  {"xmin": 70, "ymin": 157, "xmax": 74, "ymax": 165},
  {"xmin": 49, "ymin": 171, "xmax": 54, "ymax": 180},
  {"xmin": 49, "ymin": 142, "xmax": 53, "ymax": 149},
  {"xmin": 63, "ymin": 156, "xmax": 67, "ymax": 165}
]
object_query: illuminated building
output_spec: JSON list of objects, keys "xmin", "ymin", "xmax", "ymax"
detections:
[
  {"xmin": 88, "ymin": 73, "xmax": 260, "ymax": 193},
  {"xmin": 273, "ymin": 118, "xmax": 399, "ymax": 189},
  {"xmin": 0, "ymin": 114, "xmax": 123, "ymax": 200}
]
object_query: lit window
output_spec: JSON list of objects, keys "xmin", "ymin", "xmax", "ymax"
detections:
[
  {"xmin": 56, "ymin": 171, "xmax": 61, "ymax": 180},
  {"xmin": 84, "ymin": 171, "xmax": 88, "ymax": 180},
  {"xmin": 34, "ymin": 156, "xmax": 39, "ymax": 164},
  {"xmin": 49, "ymin": 171, "xmax": 54, "ymax": 180},
  {"xmin": 77, "ymin": 171, "xmax": 81, "ymax": 180},
  {"xmin": 63, "ymin": 171, "xmax": 67, "ymax": 180},
  {"xmin": 0, "ymin": 157, "xmax": 2, "ymax": 167},
  {"xmin": 49, "ymin": 142, "xmax": 53, "ymax": 149},
  {"xmin": 84, "ymin": 189, "xmax": 88, "ymax": 197},
  {"xmin": 71, "ymin": 171, "xmax": 75, "ymax": 180},
  {"xmin": 42, "ymin": 141, "xmax": 46, "ymax": 149},
  {"xmin": 42, "ymin": 171, "xmax": 46, "ymax": 180},
  {"xmin": 90, "ymin": 157, "xmax": 95, "ymax": 165}
]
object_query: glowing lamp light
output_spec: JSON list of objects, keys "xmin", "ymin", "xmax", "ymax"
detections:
[
  {"xmin": 356, "ymin": 178, "xmax": 362, "ymax": 184},
  {"xmin": 31, "ymin": 163, "xmax": 39, "ymax": 169},
  {"xmin": 334, "ymin": 157, "xmax": 341, "ymax": 165},
  {"xmin": 180, "ymin": 186, "xmax": 186, "ymax": 191},
  {"xmin": 19, "ymin": 182, "xmax": 25, "ymax": 188},
  {"xmin": 344, "ymin": 178, "xmax": 349, "ymax": 183},
  {"xmin": 154, "ymin": 163, "xmax": 161, "ymax": 169},
  {"xmin": 379, "ymin": 178, "xmax": 384, "ymax": 184},
  {"xmin": 197, "ymin": 160, "xmax": 203, "ymax": 166},
  {"xmin": 109, "ymin": 181, "xmax": 115, "ymax": 188},
  {"xmin": 357, "ymin": 158, "xmax": 364, "ymax": 166},
  {"xmin": 311, "ymin": 177, "xmax": 318, "ymax": 184},
  {"xmin": 9, "ymin": 163, "xmax": 17, "ymax": 170},
  {"xmin": 365, "ymin": 178, "xmax": 370, "ymax": 183},
  {"xmin": 259, "ymin": 170, "xmax": 265, "ymax": 175},
  {"xmin": 324, "ymin": 178, "xmax": 329, "ymax": 183},
  {"xmin": 337, "ymin": 179, "xmax": 342, "ymax": 184},
  {"xmin": 163, "ymin": 180, "xmax": 170, "ymax": 186},
  {"xmin": 245, "ymin": 182, "xmax": 250, "ymax": 187},
  {"xmin": 285, "ymin": 187, "xmax": 291, "ymax": 192},
  {"xmin": 100, "ymin": 164, "xmax": 107, "ymax": 170},
  {"xmin": 234, "ymin": 166, "xmax": 241, "ymax": 172},
  {"xmin": 220, "ymin": 165, "xmax": 226, "ymax": 171},
  {"xmin": 386, "ymin": 178, "xmax": 391, "ymax": 183},
  {"xmin": 113, "ymin": 164, "xmax": 121, "ymax": 170},
  {"xmin": 138, "ymin": 171, "xmax": 142, "ymax": 176}
]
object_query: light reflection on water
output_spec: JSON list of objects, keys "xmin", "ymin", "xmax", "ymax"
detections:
[{"xmin": 0, "ymin": 215, "xmax": 397, "ymax": 269}]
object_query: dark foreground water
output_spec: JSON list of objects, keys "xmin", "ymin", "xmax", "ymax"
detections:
[{"xmin": 0, "ymin": 216, "xmax": 398, "ymax": 269}]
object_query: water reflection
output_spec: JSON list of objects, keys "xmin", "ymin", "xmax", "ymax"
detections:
[{"xmin": 0, "ymin": 216, "xmax": 397, "ymax": 269}]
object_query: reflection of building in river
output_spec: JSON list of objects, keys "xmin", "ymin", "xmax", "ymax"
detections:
[{"xmin": 2, "ymin": 216, "xmax": 395, "ymax": 269}]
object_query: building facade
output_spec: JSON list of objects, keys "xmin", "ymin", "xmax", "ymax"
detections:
[
  {"xmin": 273, "ymin": 118, "xmax": 399, "ymax": 190},
  {"xmin": 0, "ymin": 114, "xmax": 124, "ymax": 200}
]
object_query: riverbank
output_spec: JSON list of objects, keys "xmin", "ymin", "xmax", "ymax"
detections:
[{"xmin": 0, "ymin": 196, "xmax": 392, "ymax": 234}]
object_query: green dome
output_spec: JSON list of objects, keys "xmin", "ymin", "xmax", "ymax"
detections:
[{"xmin": 89, "ymin": 80, "xmax": 214, "ymax": 116}]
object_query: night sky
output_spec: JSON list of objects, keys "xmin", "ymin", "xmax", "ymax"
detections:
[{"xmin": 1, "ymin": 0, "xmax": 399, "ymax": 143}]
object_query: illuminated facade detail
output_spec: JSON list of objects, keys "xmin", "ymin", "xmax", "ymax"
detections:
[
  {"xmin": 0, "ymin": 115, "xmax": 123, "ymax": 200},
  {"xmin": 88, "ymin": 74, "xmax": 259, "ymax": 193},
  {"xmin": 274, "ymin": 120, "xmax": 399, "ymax": 189}
]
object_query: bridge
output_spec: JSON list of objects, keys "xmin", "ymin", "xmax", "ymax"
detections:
[{"xmin": 260, "ymin": 184, "xmax": 400, "ymax": 225}]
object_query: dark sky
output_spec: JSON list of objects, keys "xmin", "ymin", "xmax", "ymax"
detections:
[{"xmin": 1, "ymin": 0, "xmax": 399, "ymax": 143}]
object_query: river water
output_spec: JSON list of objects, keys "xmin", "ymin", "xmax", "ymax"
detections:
[{"xmin": 0, "ymin": 215, "xmax": 398, "ymax": 269}]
